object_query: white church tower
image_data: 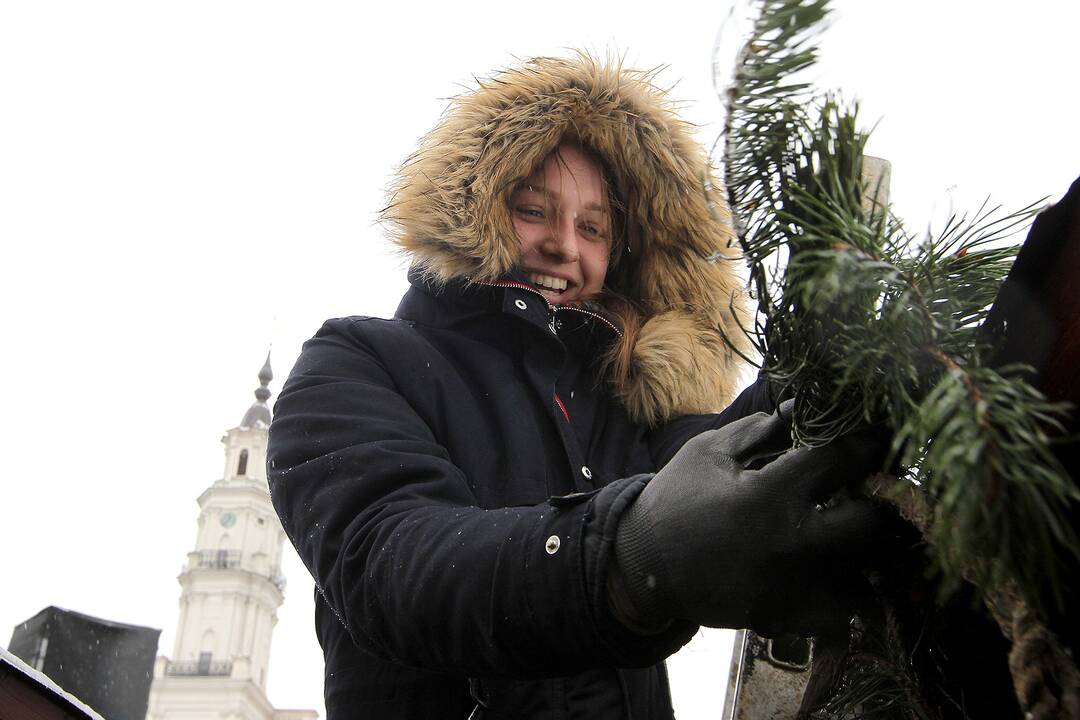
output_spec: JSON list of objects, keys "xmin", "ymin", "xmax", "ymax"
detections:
[{"xmin": 147, "ymin": 356, "xmax": 317, "ymax": 720}]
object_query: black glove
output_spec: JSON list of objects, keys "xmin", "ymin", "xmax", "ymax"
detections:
[{"xmin": 610, "ymin": 403, "xmax": 886, "ymax": 636}]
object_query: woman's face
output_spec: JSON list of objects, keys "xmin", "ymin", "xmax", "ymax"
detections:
[{"xmin": 510, "ymin": 143, "xmax": 612, "ymax": 305}]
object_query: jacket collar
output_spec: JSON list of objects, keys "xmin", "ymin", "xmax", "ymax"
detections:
[{"xmin": 396, "ymin": 267, "xmax": 621, "ymax": 353}]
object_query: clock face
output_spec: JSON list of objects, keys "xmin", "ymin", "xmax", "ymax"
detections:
[{"xmin": 220, "ymin": 511, "xmax": 237, "ymax": 528}]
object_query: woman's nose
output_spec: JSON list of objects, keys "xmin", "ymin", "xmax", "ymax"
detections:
[{"xmin": 543, "ymin": 215, "xmax": 580, "ymax": 262}]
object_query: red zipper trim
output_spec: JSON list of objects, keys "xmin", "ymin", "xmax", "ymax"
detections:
[
  {"xmin": 554, "ymin": 393, "xmax": 570, "ymax": 423},
  {"xmin": 473, "ymin": 279, "xmax": 623, "ymax": 338}
]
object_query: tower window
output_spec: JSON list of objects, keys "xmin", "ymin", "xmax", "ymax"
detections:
[{"xmin": 238, "ymin": 449, "xmax": 249, "ymax": 476}]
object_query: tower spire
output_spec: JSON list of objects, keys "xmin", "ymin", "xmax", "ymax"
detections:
[
  {"xmin": 255, "ymin": 350, "xmax": 272, "ymax": 403},
  {"xmin": 240, "ymin": 350, "xmax": 273, "ymax": 428}
]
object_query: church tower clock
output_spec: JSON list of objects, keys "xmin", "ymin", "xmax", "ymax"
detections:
[{"xmin": 146, "ymin": 355, "xmax": 316, "ymax": 720}]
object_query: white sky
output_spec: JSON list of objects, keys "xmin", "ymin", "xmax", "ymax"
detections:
[{"xmin": 1, "ymin": 1, "xmax": 1077, "ymax": 717}]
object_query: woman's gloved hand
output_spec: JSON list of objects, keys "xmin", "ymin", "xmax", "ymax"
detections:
[{"xmin": 610, "ymin": 403, "xmax": 889, "ymax": 637}]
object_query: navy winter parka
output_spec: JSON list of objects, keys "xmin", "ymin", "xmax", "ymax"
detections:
[{"xmin": 268, "ymin": 273, "xmax": 774, "ymax": 718}]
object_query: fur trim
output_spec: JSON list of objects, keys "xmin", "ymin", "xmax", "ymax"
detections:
[{"xmin": 381, "ymin": 53, "xmax": 750, "ymax": 425}]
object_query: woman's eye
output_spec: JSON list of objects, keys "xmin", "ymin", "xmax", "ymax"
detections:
[
  {"xmin": 580, "ymin": 223, "xmax": 608, "ymax": 239},
  {"xmin": 515, "ymin": 206, "xmax": 545, "ymax": 219}
]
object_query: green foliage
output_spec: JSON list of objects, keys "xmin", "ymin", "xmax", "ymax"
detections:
[
  {"xmin": 895, "ymin": 363, "xmax": 1077, "ymax": 611},
  {"xmin": 721, "ymin": 0, "xmax": 1079, "ymax": 630}
]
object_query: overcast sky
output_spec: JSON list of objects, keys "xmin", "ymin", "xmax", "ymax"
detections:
[{"xmin": 2, "ymin": 1, "xmax": 1077, "ymax": 716}]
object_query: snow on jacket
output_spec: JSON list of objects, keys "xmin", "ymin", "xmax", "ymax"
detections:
[{"xmin": 268, "ymin": 54, "xmax": 773, "ymax": 718}]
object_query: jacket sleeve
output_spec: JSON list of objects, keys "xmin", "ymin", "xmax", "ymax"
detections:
[
  {"xmin": 267, "ymin": 318, "xmax": 695, "ymax": 678},
  {"xmin": 648, "ymin": 374, "xmax": 780, "ymax": 468}
]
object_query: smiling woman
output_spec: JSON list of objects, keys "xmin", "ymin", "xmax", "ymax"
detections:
[
  {"xmin": 511, "ymin": 142, "xmax": 614, "ymax": 305},
  {"xmin": 264, "ymin": 52, "xmax": 895, "ymax": 720}
]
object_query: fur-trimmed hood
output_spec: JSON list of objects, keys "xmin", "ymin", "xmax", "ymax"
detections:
[{"xmin": 382, "ymin": 53, "xmax": 749, "ymax": 426}]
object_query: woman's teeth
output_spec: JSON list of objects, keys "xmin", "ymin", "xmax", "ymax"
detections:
[{"xmin": 528, "ymin": 273, "xmax": 567, "ymax": 293}]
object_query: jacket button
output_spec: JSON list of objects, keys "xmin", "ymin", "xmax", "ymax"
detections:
[
  {"xmin": 581, "ymin": 466, "xmax": 593, "ymax": 480},
  {"xmin": 545, "ymin": 535, "xmax": 561, "ymax": 554},
  {"xmin": 514, "ymin": 299, "xmax": 528, "ymax": 311}
]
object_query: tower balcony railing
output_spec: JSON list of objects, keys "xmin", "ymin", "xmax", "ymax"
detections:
[
  {"xmin": 187, "ymin": 551, "xmax": 287, "ymax": 591},
  {"xmin": 165, "ymin": 659, "xmax": 233, "ymax": 676},
  {"xmin": 192, "ymin": 549, "xmax": 241, "ymax": 569}
]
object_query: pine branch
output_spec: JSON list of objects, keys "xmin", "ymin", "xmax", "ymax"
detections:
[
  {"xmin": 723, "ymin": 0, "xmax": 1078, "ymax": 613},
  {"xmin": 719, "ymin": 1, "xmax": 1080, "ymax": 717},
  {"xmin": 893, "ymin": 360, "xmax": 1079, "ymax": 611}
]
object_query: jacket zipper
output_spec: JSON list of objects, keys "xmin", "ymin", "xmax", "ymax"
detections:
[{"xmin": 474, "ymin": 279, "xmax": 623, "ymax": 338}]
